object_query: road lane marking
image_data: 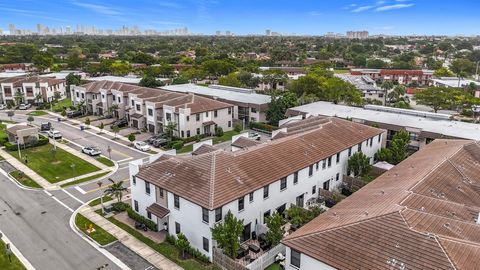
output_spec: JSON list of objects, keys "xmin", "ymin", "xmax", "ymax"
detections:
[
  {"xmin": 117, "ymin": 157, "xmax": 133, "ymax": 163},
  {"xmin": 62, "ymin": 189, "xmax": 85, "ymax": 204},
  {"xmin": 85, "ymin": 179, "xmax": 129, "ymax": 193},
  {"xmin": 43, "ymin": 190, "xmax": 74, "ymax": 213},
  {"xmin": 74, "ymin": 186, "xmax": 87, "ymax": 195}
]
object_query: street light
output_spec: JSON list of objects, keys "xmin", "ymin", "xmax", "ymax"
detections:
[
  {"xmin": 107, "ymin": 145, "xmax": 112, "ymax": 161},
  {"xmin": 97, "ymin": 181, "xmax": 104, "ymax": 215},
  {"xmin": 70, "ymin": 163, "xmax": 76, "ymax": 181}
]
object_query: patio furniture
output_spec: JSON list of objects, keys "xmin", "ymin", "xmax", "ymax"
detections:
[
  {"xmin": 245, "ymin": 254, "xmax": 251, "ymax": 262},
  {"xmin": 236, "ymin": 247, "xmax": 247, "ymax": 259},
  {"xmin": 249, "ymin": 243, "xmax": 261, "ymax": 253}
]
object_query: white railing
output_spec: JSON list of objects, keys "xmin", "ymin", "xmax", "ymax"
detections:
[{"xmin": 246, "ymin": 244, "xmax": 285, "ymax": 270}]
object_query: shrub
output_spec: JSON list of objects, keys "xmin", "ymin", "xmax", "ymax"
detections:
[
  {"xmin": 215, "ymin": 127, "xmax": 224, "ymax": 137},
  {"xmin": 111, "ymin": 202, "xmax": 130, "ymax": 212},
  {"xmin": 166, "ymin": 233, "xmax": 176, "ymax": 245},
  {"xmin": 182, "ymin": 134, "xmax": 205, "ymax": 144},
  {"xmin": 4, "ymin": 142, "xmax": 17, "ymax": 151},
  {"xmin": 172, "ymin": 140, "xmax": 184, "ymax": 150},
  {"xmin": 126, "ymin": 208, "xmax": 157, "ymax": 231},
  {"xmin": 249, "ymin": 121, "xmax": 277, "ymax": 132},
  {"xmin": 233, "ymin": 123, "xmax": 242, "ymax": 133}
]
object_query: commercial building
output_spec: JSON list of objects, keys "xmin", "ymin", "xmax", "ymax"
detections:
[
  {"xmin": 283, "ymin": 139, "xmax": 480, "ymax": 270},
  {"xmin": 287, "ymin": 101, "xmax": 480, "ymax": 151},
  {"xmin": 346, "ymin": 31, "xmax": 368, "ymax": 39},
  {"xmin": 129, "ymin": 116, "xmax": 384, "ymax": 260},
  {"xmin": 350, "ymin": 69, "xmax": 434, "ymax": 86}
]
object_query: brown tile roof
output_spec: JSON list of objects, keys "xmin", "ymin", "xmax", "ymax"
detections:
[
  {"xmin": 192, "ymin": 144, "xmax": 217, "ymax": 156},
  {"xmin": 231, "ymin": 136, "xmax": 260, "ymax": 149},
  {"xmin": 283, "ymin": 139, "xmax": 480, "ymax": 270},
  {"xmin": 136, "ymin": 117, "xmax": 383, "ymax": 209},
  {"xmin": 146, "ymin": 203, "xmax": 170, "ymax": 218}
]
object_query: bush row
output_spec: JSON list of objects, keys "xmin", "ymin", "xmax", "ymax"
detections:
[
  {"xmin": 249, "ymin": 121, "xmax": 277, "ymax": 132},
  {"xmin": 165, "ymin": 234, "xmax": 210, "ymax": 263},
  {"xmin": 4, "ymin": 135, "xmax": 49, "ymax": 151},
  {"xmin": 126, "ymin": 208, "xmax": 157, "ymax": 231},
  {"xmin": 111, "ymin": 202, "xmax": 129, "ymax": 212}
]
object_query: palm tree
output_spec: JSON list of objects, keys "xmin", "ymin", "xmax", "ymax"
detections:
[
  {"xmin": 107, "ymin": 104, "xmax": 119, "ymax": 118},
  {"xmin": 164, "ymin": 121, "xmax": 178, "ymax": 141},
  {"xmin": 104, "ymin": 178, "xmax": 127, "ymax": 203},
  {"xmin": 380, "ymin": 81, "xmax": 394, "ymax": 106},
  {"xmin": 14, "ymin": 90, "xmax": 24, "ymax": 105},
  {"xmin": 34, "ymin": 93, "xmax": 43, "ymax": 106}
]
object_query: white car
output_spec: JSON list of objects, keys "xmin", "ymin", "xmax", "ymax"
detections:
[
  {"xmin": 18, "ymin": 103, "xmax": 32, "ymax": 110},
  {"xmin": 249, "ymin": 132, "xmax": 261, "ymax": 140},
  {"xmin": 82, "ymin": 146, "xmax": 101, "ymax": 156},
  {"xmin": 47, "ymin": 130, "xmax": 62, "ymax": 139},
  {"xmin": 134, "ymin": 141, "xmax": 151, "ymax": 152},
  {"xmin": 0, "ymin": 104, "xmax": 6, "ymax": 110}
]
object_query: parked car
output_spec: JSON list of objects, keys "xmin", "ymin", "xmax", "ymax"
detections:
[
  {"xmin": 40, "ymin": 122, "xmax": 51, "ymax": 131},
  {"xmin": 47, "ymin": 130, "xmax": 62, "ymax": 139},
  {"xmin": 82, "ymin": 146, "xmax": 101, "ymax": 156},
  {"xmin": 148, "ymin": 134, "xmax": 165, "ymax": 144},
  {"xmin": 134, "ymin": 141, "xmax": 151, "ymax": 152},
  {"xmin": 152, "ymin": 138, "xmax": 168, "ymax": 148},
  {"xmin": 0, "ymin": 104, "xmax": 6, "ymax": 110},
  {"xmin": 249, "ymin": 132, "xmax": 261, "ymax": 140},
  {"xmin": 18, "ymin": 103, "xmax": 32, "ymax": 110},
  {"xmin": 111, "ymin": 118, "xmax": 128, "ymax": 129},
  {"xmin": 67, "ymin": 110, "xmax": 82, "ymax": 118}
]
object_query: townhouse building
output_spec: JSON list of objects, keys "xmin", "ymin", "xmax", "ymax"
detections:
[
  {"xmin": 283, "ymin": 139, "xmax": 480, "ymax": 270},
  {"xmin": 129, "ymin": 117, "xmax": 385, "ymax": 261},
  {"xmin": 335, "ymin": 74, "xmax": 386, "ymax": 105},
  {"xmin": 0, "ymin": 76, "xmax": 66, "ymax": 105},
  {"xmin": 350, "ymin": 68, "xmax": 433, "ymax": 86}
]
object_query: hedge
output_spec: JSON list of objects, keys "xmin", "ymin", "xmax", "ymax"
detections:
[
  {"xmin": 249, "ymin": 121, "xmax": 277, "ymax": 132},
  {"xmin": 111, "ymin": 202, "xmax": 129, "ymax": 212},
  {"xmin": 166, "ymin": 233, "xmax": 210, "ymax": 263},
  {"xmin": 127, "ymin": 208, "xmax": 158, "ymax": 231},
  {"xmin": 4, "ymin": 135, "xmax": 49, "ymax": 151}
]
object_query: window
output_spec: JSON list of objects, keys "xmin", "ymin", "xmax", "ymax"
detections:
[
  {"xmin": 308, "ymin": 165, "xmax": 313, "ymax": 176},
  {"xmin": 75, "ymin": 92, "xmax": 79, "ymax": 98},
  {"xmin": 203, "ymin": 237, "xmax": 209, "ymax": 252},
  {"xmin": 263, "ymin": 210, "xmax": 271, "ymax": 224},
  {"xmin": 134, "ymin": 200, "xmax": 139, "ymax": 212},
  {"xmin": 202, "ymin": 208, "xmax": 209, "ymax": 223},
  {"xmin": 214, "ymin": 110, "xmax": 218, "ymax": 117},
  {"xmin": 228, "ymin": 107, "xmax": 232, "ymax": 115},
  {"xmin": 81, "ymin": 93, "xmax": 84, "ymax": 99},
  {"xmin": 166, "ymin": 113, "xmax": 171, "ymax": 121},
  {"xmin": 101, "ymin": 94, "xmax": 105, "ymax": 99},
  {"xmin": 117, "ymin": 96, "xmax": 121, "ymax": 103},
  {"xmin": 136, "ymin": 104, "xmax": 140, "ymax": 111},
  {"xmin": 238, "ymin": 197, "xmax": 244, "ymax": 212},
  {"xmin": 263, "ymin": 185, "xmax": 269, "ymax": 199},
  {"xmin": 174, "ymin": 194, "xmax": 180, "ymax": 209},
  {"xmin": 196, "ymin": 114, "xmax": 200, "ymax": 121},
  {"xmin": 312, "ymin": 185, "xmax": 316, "ymax": 194},
  {"xmin": 26, "ymin": 87, "xmax": 33, "ymax": 96},
  {"xmin": 336, "ymin": 173, "xmax": 340, "ymax": 181},
  {"xmin": 316, "ymin": 162, "xmax": 319, "ymax": 170},
  {"xmin": 323, "ymin": 180, "xmax": 330, "ymax": 191},
  {"xmin": 159, "ymin": 188, "xmax": 164, "ymax": 198},
  {"xmin": 4, "ymin": 87, "xmax": 12, "ymax": 96},
  {"xmin": 186, "ymin": 116, "xmax": 189, "ymax": 121},
  {"xmin": 132, "ymin": 175, "xmax": 136, "ymax": 185},
  {"xmin": 348, "ymin": 147, "xmax": 352, "ymax": 157},
  {"xmin": 148, "ymin": 108, "xmax": 153, "ymax": 116},
  {"xmin": 175, "ymin": 222, "xmax": 180, "ymax": 234},
  {"xmin": 131, "ymin": 100, "xmax": 134, "ymax": 106},
  {"xmin": 378, "ymin": 134, "xmax": 381, "ymax": 142},
  {"xmin": 196, "ymin": 128, "xmax": 200, "ymax": 135},
  {"xmin": 280, "ymin": 177, "xmax": 287, "ymax": 191},
  {"xmin": 358, "ymin": 143, "xmax": 362, "ymax": 152},
  {"xmin": 228, "ymin": 121, "xmax": 231, "ymax": 127},
  {"xmin": 293, "ymin": 172, "xmax": 298, "ymax": 184},
  {"xmin": 336, "ymin": 153, "xmax": 340, "ymax": 164},
  {"xmin": 145, "ymin": 182, "xmax": 151, "ymax": 195},
  {"xmin": 186, "ymin": 130, "xmax": 190, "ymax": 137},
  {"xmin": 251, "ymin": 107, "xmax": 257, "ymax": 113},
  {"xmin": 215, "ymin": 207, "xmax": 222, "ymax": 222},
  {"xmin": 327, "ymin": 156, "xmax": 332, "ymax": 167},
  {"xmin": 147, "ymin": 211, "xmax": 152, "ymax": 219},
  {"xmin": 369, "ymin": 138, "xmax": 373, "ymax": 147},
  {"xmin": 322, "ymin": 159, "xmax": 326, "ymax": 169},
  {"xmin": 249, "ymin": 192, "xmax": 254, "ymax": 202},
  {"xmin": 291, "ymin": 249, "xmax": 301, "ymax": 268},
  {"xmin": 181, "ymin": 131, "xmax": 184, "ymax": 137}
]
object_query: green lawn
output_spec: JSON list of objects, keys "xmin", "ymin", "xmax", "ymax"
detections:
[
  {"xmin": 88, "ymin": 196, "xmax": 113, "ymax": 207},
  {"xmin": 51, "ymin": 98, "xmax": 72, "ymax": 112},
  {"xmin": 27, "ymin": 111, "xmax": 48, "ymax": 116},
  {"xmin": 107, "ymin": 217, "xmax": 220, "ymax": 270},
  {"xmin": 75, "ymin": 214, "xmax": 117, "ymax": 246},
  {"xmin": 177, "ymin": 144, "xmax": 193, "ymax": 154},
  {"xmin": 265, "ymin": 263, "xmax": 282, "ymax": 270},
  {"xmin": 96, "ymin": 156, "xmax": 115, "ymax": 167},
  {"xmin": 8, "ymin": 144, "xmax": 100, "ymax": 183},
  {"xmin": 60, "ymin": 171, "xmax": 110, "ymax": 187},
  {"xmin": 212, "ymin": 130, "xmax": 240, "ymax": 144},
  {"xmin": 0, "ymin": 239, "xmax": 26, "ymax": 270},
  {"xmin": 9, "ymin": 170, "xmax": 42, "ymax": 188},
  {"xmin": 0, "ymin": 123, "xmax": 8, "ymax": 144}
]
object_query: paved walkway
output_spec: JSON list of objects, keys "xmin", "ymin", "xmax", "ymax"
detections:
[
  {"xmin": 50, "ymin": 138, "xmax": 110, "ymax": 170},
  {"xmin": 79, "ymin": 206, "xmax": 182, "ymax": 270},
  {"xmin": 0, "ymin": 147, "xmax": 56, "ymax": 189}
]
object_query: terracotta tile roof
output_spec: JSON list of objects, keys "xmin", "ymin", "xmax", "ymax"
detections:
[
  {"xmin": 231, "ymin": 136, "xmax": 260, "ymax": 149},
  {"xmin": 146, "ymin": 203, "xmax": 170, "ymax": 218},
  {"xmin": 136, "ymin": 117, "xmax": 383, "ymax": 209},
  {"xmin": 192, "ymin": 144, "xmax": 217, "ymax": 156},
  {"xmin": 283, "ymin": 139, "xmax": 480, "ymax": 270}
]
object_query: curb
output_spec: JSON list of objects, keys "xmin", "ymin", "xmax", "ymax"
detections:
[{"xmin": 0, "ymin": 229, "xmax": 36, "ymax": 270}]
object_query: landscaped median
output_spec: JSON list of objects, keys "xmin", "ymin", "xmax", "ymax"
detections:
[
  {"xmin": 60, "ymin": 171, "xmax": 111, "ymax": 188},
  {"xmin": 74, "ymin": 213, "xmax": 117, "ymax": 246},
  {"xmin": 9, "ymin": 170, "xmax": 42, "ymax": 188}
]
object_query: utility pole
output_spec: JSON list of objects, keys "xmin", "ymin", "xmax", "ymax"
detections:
[
  {"xmin": 17, "ymin": 140, "xmax": 21, "ymax": 159},
  {"xmin": 97, "ymin": 181, "xmax": 104, "ymax": 215}
]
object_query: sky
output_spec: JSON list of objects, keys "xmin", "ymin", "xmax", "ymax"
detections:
[{"xmin": 1, "ymin": 0, "xmax": 479, "ymax": 36}]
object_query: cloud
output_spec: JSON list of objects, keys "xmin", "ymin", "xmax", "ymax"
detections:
[
  {"xmin": 157, "ymin": 2, "xmax": 183, "ymax": 9},
  {"xmin": 308, "ymin": 11, "xmax": 323, "ymax": 16},
  {"xmin": 342, "ymin": 3, "xmax": 357, "ymax": 10},
  {"xmin": 72, "ymin": 1, "xmax": 121, "ymax": 15},
  {"xmin": 374, "ymin": 3, "xmax": 414, "ymax": 11},
  {"xmin": 352, "ymin": 5, "xmax": 375, "ymax": 12}
]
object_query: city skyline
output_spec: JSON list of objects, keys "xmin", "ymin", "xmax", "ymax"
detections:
[{"xmin": 0, "ymin": 0, "xmax": 479, "ymax": 36}]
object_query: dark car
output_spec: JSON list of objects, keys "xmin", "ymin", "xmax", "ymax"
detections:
[
  {"xmin": 148, "ymin": 134, "xmax": 166, "ymax": 144},
  {"xmin": 152, "ymin": 138, "xmax": 168, "ymax": 148},
  {"xmin": 40, "ymin": 122, "xmax": 51, "ymax": 131},
  {"xmin": 111, "ymin": 118, "xmax": 128, "ymax": 129},
  {"xmin": 67, "ymin": 110, "xmax": 82, "ymax": 118}
]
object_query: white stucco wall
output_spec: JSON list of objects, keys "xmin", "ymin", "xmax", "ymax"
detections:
[{"xmin": 285, "ymin": 247, "xmax": 336, "ymax": 270}]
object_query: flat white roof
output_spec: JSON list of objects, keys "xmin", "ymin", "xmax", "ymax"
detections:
[
  {"xmin": 87, "ymin": 76, "xmax": 142, "ymax": 84},
  {"xmin": 290, "ymin": 101, "xmax": 480, "ymax": 140},
  {"xmin": 432, "ymin": 77, "xmax": 480, "ymax": 88},
  {"xmin": 0, "ymin": 72, "xmax": 27, "ymax": 78},
  {"xmin": 161, "ymin": 83, "xmax": 271, "ymax": 105}
]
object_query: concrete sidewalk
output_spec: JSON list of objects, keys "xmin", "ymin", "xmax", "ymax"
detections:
[
  {"xmin": 0, "ymin": 147, "xmax": 56, "ymax": 189},
  {"xmin": 79, "ymin": 206, "xmax": 183, "ymax": 270},
  {"xmin": 50, "ymin": 138, "xmax": 110, "ymax": 170}
]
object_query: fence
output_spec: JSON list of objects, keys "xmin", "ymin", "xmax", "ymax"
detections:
[
  {"xmin": 246, "ymin": 244, "xmax": 285, "ymax": 270},
  {"xmin": 213, "ymin": 248, "xmax": 248, "ymax": 270},
  {"xmin": 342, "ymin": 175, "xmax": 368, "ymax": 192}
]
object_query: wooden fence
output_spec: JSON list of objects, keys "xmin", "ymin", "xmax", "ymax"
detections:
[
  {"xmin": 246, "ymin": 244, "xmax": 285, "ymax": 270},
  {"xmin": 213, "ymin": 248, "xmax": 248, "ymax": 270}
]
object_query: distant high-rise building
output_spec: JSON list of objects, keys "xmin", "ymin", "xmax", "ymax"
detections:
[
  {"xmin": 8, "ymin": 24, "xmax": 15, "ymax": 35},
  {"xmin": 265, "ymin": 29, "xmax": 271, "ymax": 36},
  {"xmin": 225, "ymin": 30, "xmax": 231, "ymax": 36},
  {"xmin": 346, "ymin": 31, "xmax": 369, "ymax": 39},
  {"xmin": 215, "ymin": 30, "xmax": 221, "ymax": 36}
]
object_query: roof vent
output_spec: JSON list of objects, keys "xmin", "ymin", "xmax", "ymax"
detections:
[
  {"xmin": 444, "ymin": 223, "xmax": 450, "ymax": 228},
  {"xmin": 364, "ymin": 211, "xmax": 369, "ymax": 216},
  {"xmin": 235, "ymin": 176, "xmax": 243, "ymax": 184},
  {"xmin": 226, "ymin": 167, "xmax": 231, "ymax": 173},
  {"xmin": 380, "ymin": 189, "xmax": 385, "ymax": 195},
  {"xmin": 420, "ymin": 207, "xmax": 425, "ymax": 211},
  {"xmin": 394, "ymin": 173, "xmax": 399, "ymax": 177},
  {"xmin": 395, "ymin": 243, "xmax": 400, "ymax": 248}
]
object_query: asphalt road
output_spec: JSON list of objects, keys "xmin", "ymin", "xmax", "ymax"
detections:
[{"xmin": 0, "ymin": 110, "xmax": 155, "ymax": 270}]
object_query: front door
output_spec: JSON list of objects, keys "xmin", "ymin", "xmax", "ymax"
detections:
[
  {"xmin": 132, "ymin": 119, "xmax": 138, "ymax": 129},
  {"xmin": 323, "ymin": 180, "xmax": 330, "ymax": 191},
  {"xmin": 242, "ymin": 223, "xmax": 251, "ymax": 242},
  {"xmin": 296, "ymin": 194, "xmax": 304, "ymax": 208}
]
